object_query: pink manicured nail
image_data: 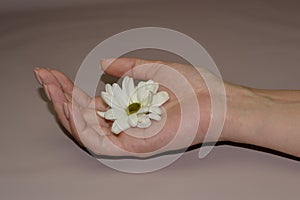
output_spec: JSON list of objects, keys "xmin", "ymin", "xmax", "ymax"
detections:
[
  {"xmin": 63, "ymin": 102, "xmax": 70, "ymax": 119},
  {"xmin": 43, "ymin": 85, "xmax": 52, "ymax": 101},
  {"xmin": 33, "ymin": 67, "xmax": 43, "ymax": 85}
]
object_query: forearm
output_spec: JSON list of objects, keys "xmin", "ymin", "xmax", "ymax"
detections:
[{"xmin": 224, "ymin": 83, "xmax": 300, "ymax": 157}]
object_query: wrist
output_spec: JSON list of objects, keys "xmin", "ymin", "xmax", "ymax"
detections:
[
  {"xmin": 221, "ymin": 83, "xmax": 268, "ymax": 143},
  {"xmin": 224, "ymin": 85, "xmax": 300, "ymax": 157}
]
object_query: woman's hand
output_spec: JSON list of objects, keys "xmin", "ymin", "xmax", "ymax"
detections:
[
  {"xmin": 34, "ymin": 57, "xmax": 300, "ymax": 158},
  {"xmin": 34, "ymin": 58, "xmax": 228, "ymax": 157}
]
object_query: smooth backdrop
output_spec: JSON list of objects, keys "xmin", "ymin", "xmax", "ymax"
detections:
[{"xmin": 0, "ymin": 0, "xmax": 299, "ymax": 199}]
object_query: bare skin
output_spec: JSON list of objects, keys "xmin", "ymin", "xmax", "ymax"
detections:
[{"xmin": 34, "ymin": 58, "xmax": 300, "ymax": 158}]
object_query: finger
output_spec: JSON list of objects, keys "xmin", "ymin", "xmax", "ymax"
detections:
[
  {"xmin": 45, "ymin": 84, "xmax": 71, "ymax": 132},
  {"xmin": 50, "ymin": 69, "xmax": 106, "ymax": 110},
  {"xmin": 49, "ymin": 69, "xmax": 91, "ymax": 105},
  {"xmin": 49, "ymin": 69, "xmax": 74, "ymax": 95},
  {"xmin": 36, "ymin": 68, "xmax": 104, "ymax": 110},
  {"xmin": 101, "ymin": 57, "xmax": 179, "ymax": 80},
  {"xmin": 35, "ymin": 68, "xmax": 61, "ymax": 87},
  {"xmin": 67, "ymin": 103, "xmax": 126, "ymax": 156},
  {"xmin": 35, "ymin": 68, "xmax": 76, "ymax": 103},
  {"xmin": 33, "ymin": 67, "xmax": 43, "ymax": 85},
  {"xmin": 63, "ymin": 87, "xmax": 106, "ymax": 111}
]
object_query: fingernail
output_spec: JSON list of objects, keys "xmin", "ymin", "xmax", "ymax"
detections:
[
  {"xmin": 100, "ymin": 58, "xmax": 115, "ymax": 70},
  {"xmin": 33, "ymin": 67, "xmax": 43, "ymax": 85},
  {"xmin": 63, "ymin": 102, "xmax": 70, "ymax": 119},
  {"xmin": 64, "ymin": 93, "xmax": 72, "ymax": 102},
  {"xmin": 43, "ymin": 84, "xmax": 52, "ymax": 101}
]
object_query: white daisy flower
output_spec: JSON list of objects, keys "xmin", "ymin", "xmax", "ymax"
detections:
[{"xmin": 97, "ymin": 76, "xmax": 169, "ymax": 134}]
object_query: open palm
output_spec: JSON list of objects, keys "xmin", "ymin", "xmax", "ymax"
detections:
[{"xmin": 34, "ymin": 58, "xmax": 216, "ymax": 157}]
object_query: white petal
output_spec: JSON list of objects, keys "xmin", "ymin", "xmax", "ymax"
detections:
[
  {"xmin": 136, "ymin": 82, "xmax": 158, "ymax": 105},
  {"xmin": 137, "ymin": 106, "xmax": 149, "ymax": 114},
  {"xmin": 101, "ymin": 91, "xmax": 123, "ymax": 109},
  {"xmin": 112, "ymin": 83, "xmax": 129, "ymax": 108},
  {"xmin": 151, "ymin": 91, "xmax": 169, "ymax": 106},
  {"xmin": 136, "ymin": 84, "xmax": 147, "ymax": 103},
  {"xmin": 128, "ymin": 114, "xmax": 138, "ymax": 127},
  {"xmin": 137, "ymin": 115, "xmax": 151, "ymax": 128},
  {"xmin": 149, "ymin": 106, "xmax": 161, "ymax": 115},
  {"xmin": 137, "ymin": 80, "xmax": 146, "ymax": 88},
  {"xmin": 105, "ymin": 84, "xmax": 113, "ymax": 95},
  {"xmin": 111, "ymin": 122, "xmax": 122, "ymax": 134},
  {"xmin": 122, "ymin": 76, "xmax": 129, "ymax": 90},
  {"xmin": 147, "ymin": 82, "xmax": 159, "ymax": 93},
  {"xmin": 148, "ymin": 113, "xmax": 161, "ymax": 121},
  {"xmin": 122, "ymin": 76, "xmax": 135, "ymax": 98},
  {"xmin": 138, "ymin": 80, "xmax": 158, "ymax": 93},
  {"xmin": 129, "ymin": 90, "xmax": 138, "ymax": 103},
  {"xmin": 101, "ymin": 91, "xmax": 113, "ymax": 107},
  {"xmin": 104, "ymin": 108, "xmax": 126, "ymax": 120},
  {"xmin": 127, "ymin": 77, "xmax": 135, "ymax": 94},
  {"xmin": 104, "ymin": 109, "xmax": 115, "ymax": 120},
  {"xmin": 141, "ymin": 91, "xmax": 153, "ymax": 106},
  {"xmin": 111, "ymin": 117, "xmax": 131, "ymax": 134},
  {"xmin": 96, "ymin": 111, "xmax": 106, "ymax": 118}
]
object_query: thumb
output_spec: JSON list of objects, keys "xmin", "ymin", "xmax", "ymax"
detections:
[{"xmin": 100, "ymin": 57, "xmax": 173, "ymax": 80}]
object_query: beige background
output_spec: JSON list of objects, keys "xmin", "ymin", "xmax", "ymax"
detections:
[{"xmin": 0, "ymin": 0, "xmax": 299, "ymax": 199}]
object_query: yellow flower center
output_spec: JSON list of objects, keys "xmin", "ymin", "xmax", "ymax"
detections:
[{"xmin": 126, "ymin": 102, "xmax": 141, "ymax": 115}]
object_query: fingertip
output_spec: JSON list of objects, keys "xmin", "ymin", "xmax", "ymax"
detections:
[
  {"xmin": 43, "ymin": 84, "xmax": 52, "ymax": 101},
  {"xmin": 36, "ymin": 68, "xmax": 54, "ymax": 85},
  {"xmin": 33, "ymin": 68, "xmax": 43, "ymax": 85}
]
